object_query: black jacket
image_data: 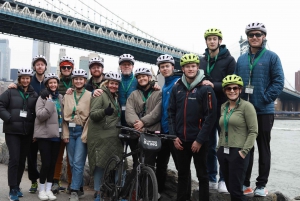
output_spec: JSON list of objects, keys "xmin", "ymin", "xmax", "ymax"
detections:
[
  {"xmin": 168, "ymin": 73, "xmax": 217, "ymax": 144},
  {"xmin": 200, "ymin": 45, "xmax": 236, "ymax": 107},
  {"xmin": 0, "ymin": 85, "xmax": 38, "ymax": 135}
]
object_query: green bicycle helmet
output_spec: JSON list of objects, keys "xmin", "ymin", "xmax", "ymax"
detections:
[
  {"xmin": 222, "ymin": 74, "xmax": 244, "ymax": 88},
  {"xmin": 204, "ymin": 28, "xmax": 223, "ymax": 39},
  {"xmin": 180, "ymin": 53, "xmax": 200, "ymax": 67}
]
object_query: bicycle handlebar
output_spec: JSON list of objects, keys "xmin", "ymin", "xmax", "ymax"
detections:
[{"xmin": 116, "ymin": 125, "xmax": 176, "ymax": 140}]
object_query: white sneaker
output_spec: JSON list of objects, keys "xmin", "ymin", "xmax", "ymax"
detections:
[
  {"xmin": 158, "ymin": 192, "xmax": 161, "ymax": 199},
  {"xmin": 218, "ymin": 181, "xmax": 229, "ymax": 194},
  {"xmin": 209, "ymin": 181, "xmax": 218, "ymax": 190},
  {"xmin": 38, "ymin": 191, "xmax": 49, "ymax": 201},
  {"xmin": 46, "ymin": 190, "xmax": 57, "ymax": 200}
]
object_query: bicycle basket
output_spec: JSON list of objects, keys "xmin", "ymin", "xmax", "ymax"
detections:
[{"xmin": 138, "ymin": 133, "xmax": 161, "ymax": 152}]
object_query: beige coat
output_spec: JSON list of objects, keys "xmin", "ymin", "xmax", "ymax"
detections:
[
  {"xmin": 33, "ymin": 95, "xmax": 63, "ymax": 139},
  {"xmin": 62, "ymin": 89, "xmax": 91, "ymax": 139},
  {"xmin": 125, "ymin": 89, "xmax": 162, "ymax": 132}
]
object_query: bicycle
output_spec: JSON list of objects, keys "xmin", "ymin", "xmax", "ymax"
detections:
[{"xmin": 100, "ymin": 125, "xmax": 176, "ymax": 201}]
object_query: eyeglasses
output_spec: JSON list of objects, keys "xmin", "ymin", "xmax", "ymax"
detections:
[
  {"xmin": 225, "ymin": 86, "xmax": 240, "ymax": 92},
  {"xmin": 61, "ymin": 66, "xmax": 72, "ymax": 70},
  {"xmin": 247, "ymin": 33, "xmax": 263, "ymax": 38}
]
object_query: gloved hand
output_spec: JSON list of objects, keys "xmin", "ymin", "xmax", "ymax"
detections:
[
  {"xmin": 104, "ymin": 103, "xmax": 114, "ymax": 116},
  {"xmin": 40, "ymin": 88, "xmax": 51, "ymax": 100}
]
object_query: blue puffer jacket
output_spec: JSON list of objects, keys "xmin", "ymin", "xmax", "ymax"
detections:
[
  {"xmin": 161, "ymin": 73, "xmax": 181, "ymax": 133},
  {"xmin": 235, "ymin": 46, "xmax": 284, "ymax": 115},
  {"xmin": 118, "ymin": 73, "xmax": 138, "ymax": 126}
]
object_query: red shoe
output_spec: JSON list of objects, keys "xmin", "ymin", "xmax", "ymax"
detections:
[{"xmin": 243, "ymin": 186, "xmax": 253, "ymax": 195}]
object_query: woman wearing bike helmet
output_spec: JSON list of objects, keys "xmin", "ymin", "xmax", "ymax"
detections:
[
  {"xmin": 33, "ymin": 73, "xmax": 63, "ymax": 201},
  {"xmin": 62, "ymin": 69, "xmax": 91, "ymax": 201},
  {"xmin": 217, "ymin": 74, "xmax": 258, "ymax": 201},
  {"xmin": 125, "ymin": 67, "xmax": 162, "ymax": 167},
  {"xmin": 0, "ymin": 68, "xmax": 38, "ymax": 201},
  {"xmin": 58, "ymin": 56, "xmax": 75, "ymax": 95},
  {"xmin": 87, "ymin": 71, "xmax": 122, "ymax": 201}
]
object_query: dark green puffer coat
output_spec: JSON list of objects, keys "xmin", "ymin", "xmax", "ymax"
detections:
[{"xmin": 87, "ymin": 85, "xmax": 122, "ymax": 174}]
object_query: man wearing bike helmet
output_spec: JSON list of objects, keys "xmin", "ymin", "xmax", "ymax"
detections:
[
  {"xmin": 85, "ymin": 57, "xmax": 105, "ymax": 94},
  {"xmin": 235, "ymin": 22, "xmax": 284, "ymax": 197},
  {"xmin": 169, "ymin": 53, "xmax": 217, "ymax": 201},
  {"xmin": 200, "ymin": 28, "xmax": 236, "ymax": 193},
  {"xmin": 155, "ymin": 54, "xmax": 190, "ymax": 196}
]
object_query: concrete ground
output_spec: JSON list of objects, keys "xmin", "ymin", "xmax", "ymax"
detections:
[{"xmin": 0, "ymin": 163, "xmax": 95, "ymax": 201}]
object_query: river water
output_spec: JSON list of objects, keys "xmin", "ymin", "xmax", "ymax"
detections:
[{"xmin": 0, "ymin": 120, "xmax": 299, "ymax": 198}]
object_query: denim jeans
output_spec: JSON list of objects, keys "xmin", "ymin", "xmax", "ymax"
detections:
[
  {"xmin": 94, "ymin": 166, "xmax": 125, "ymax": 192},
  {"xmin": 66, "ymin": 125, "xmax": 87, "ymax": 190}
]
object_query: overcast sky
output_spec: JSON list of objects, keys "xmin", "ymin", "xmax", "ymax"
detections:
[{"xmin": 1, "ymin": 0, "xmax": 299, "ymax": 90}]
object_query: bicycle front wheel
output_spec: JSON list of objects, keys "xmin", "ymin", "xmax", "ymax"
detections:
[
  {"xmin": 129, "ymin": 166, "xmax": 158, "ymax": 201},
  {"xmin": 101, "ymin": 155, "xmax": 122, "ymax": 201}
]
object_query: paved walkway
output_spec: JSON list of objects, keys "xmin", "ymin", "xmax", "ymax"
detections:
[{"xmin": 0, "ymin": 163, "xmax": 95, "ymax": 201}]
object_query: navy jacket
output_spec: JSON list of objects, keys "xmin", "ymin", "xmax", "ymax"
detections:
[
  {"xmin": 235, "ymin": 45, "xmax": 284, "ymax": 114},
  {"xmin": 168, "ymin": 70, "xmax": 217, "ymax": 144},
  {"xmin": 31, "ymin": 74, "xmax": 45, "ymax": 95},
  {"xmin": 200, "ymin": 45, "xmax": 236, "ymax": 107}
]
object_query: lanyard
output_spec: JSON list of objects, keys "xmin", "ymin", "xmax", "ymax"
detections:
[
  {"xmin": 121, "ymin": 76, "xmax": 135, "ymax": 95},
  {"xmin": 206, "ymin": 54, "xmax": 218, "ymax": 76},
  {"xmin": 111, "ymin": 97, "xmax": 121, "ymax": 117},
  {"xmin": 63, "ymin": 80, "xmax": 72, "ymax": 89},
  {"xmin": 247, "ymin": 48, "xmax": 267, "ymax": 84},
  {"xmin": 141, "ymin": 90, "xmax": 152, "ymax": 112},
  {"xmin": 18, "ymin": 90, "xmax": 29, "ymax": 100},
  {"xmin": 92, "ymin": 80, "xmax": 100, "ymax": 89},
  {"xmin": 72, "ymin": 89, "xmax": 86, "ymax": 119},
  {"xmin": 223, "ymin": 99, "xmax": 240, "ymax": 144}
]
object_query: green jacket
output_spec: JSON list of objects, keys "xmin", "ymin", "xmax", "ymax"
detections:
[
  {"xmin": 58, "ymin": 76, "xmax": 72, "ymax": 96},
  {"xmin": 217, "ymin": 98, "xmax": 258, "ymax": 156},
  {"xmin": 87, "ymin": 85, "xmax": 122, "ymax": 173}
]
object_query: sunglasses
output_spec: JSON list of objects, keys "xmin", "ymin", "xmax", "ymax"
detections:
[
  {"xmin": 61, "ymin": 66, "xmax": 72, "ymax": 70},
  {"xmin": 225, "ymin": 86, "xmax": 240, "ymax": 92},
  {"xmin": 247, "ymin": 33, "xmax": 263, "ymax": 38}
]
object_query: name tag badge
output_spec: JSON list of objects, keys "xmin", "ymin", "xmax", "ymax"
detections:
[
  {"xmin": 245, "ymin": 85, "xmax": 254, "ymax": 94},
  {"xmin": 20, "ymin": 110, "xmax": 27, "ymax": 118},
  {"xmin": 122, "ymin": 106, "xmax": 126, "ymax": 111},
  {"xmin": 59, "ymin": 128, "xmax": 62, "ymax": 133},
  {"xmin": 69, "ymin": 122, "xmax": 76, "ymax": 128},
  {"xmin": 224, "ymin": 147, "xmax": 230, "ymax": 154}
]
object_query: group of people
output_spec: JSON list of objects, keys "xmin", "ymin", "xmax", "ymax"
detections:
[{"xmin": 0, "ymin": 20, "xmax": 284, "ymax": 201}]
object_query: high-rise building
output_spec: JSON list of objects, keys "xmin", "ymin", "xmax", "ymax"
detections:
[
  {"xmin": 79, "ymin": 56, "xmax": 89, "ymax": 78},
  {"xmin": 0, "ymin": 39, "xmax": 11, "ymax": 81},
  {"xmin": 295, "ymin": 70, "xmax": 300, "ymax": 92},
  {"xmin": 32, "ymin": 40, "xmax": 50, "ymax": 73},
  {"xmin": 10, "ymin": 68, "xmax": 18, "ymax": 81}
]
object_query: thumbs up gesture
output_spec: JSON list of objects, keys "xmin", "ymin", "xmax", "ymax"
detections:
[{"xmin": 104, "ymin": 103, "xmax": 114, "ymax": 116}]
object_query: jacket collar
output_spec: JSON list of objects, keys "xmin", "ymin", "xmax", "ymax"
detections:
[{"xmin": 181, "ymin": 69, "xmax": 205, "ymax": 90}]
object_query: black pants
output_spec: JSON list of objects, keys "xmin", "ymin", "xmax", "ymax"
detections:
[
  {"xmin": 38, "ymin": 139, "xmax": 61, "ymax": 184},
  {"xmin": 27, "ymin": 141, "xmax": 40, "ymax": 182},
  {"xmin": 176, "ymin": 141, "xmax": 209, "ymax": 201},
  {"xmin": 243, "ymin": 114, "xmax": 274, "ymax": 188},
  {"xmin": 5, "ymin": 133, "xmax": 32, "ymax": 188},
  {"xmin": 156, "ymin": 139, "xmax": 177, "ymax": 192},
  {"xmin": 217, "ymin": 147, "xmax": 249, "ymax": 201}
]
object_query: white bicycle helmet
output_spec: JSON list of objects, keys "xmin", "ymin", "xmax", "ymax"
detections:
[
  {"xmin": 43, "ymin": 73, "xmax": 60, "ymax": 85},
  {"xmin": 104, "ymin": 71, "xmax": 122, "ymax": 82},
  {"xmin": 134, "ymin": 67, "xmax": 152, "ymax": 77},
  {"xmin": 245, "ymin": 22, "xmax": 267, "ymax": 35},
  {"xmin": 32, "ymin": 55, "xmax": 47, "ymax": 67},
  {"xmin": 18, "ymin": 68, "xmax": 34, "ymax": 77},
  {"xmin": 119, "ymin": 54, "xmax": 135, "ymax": 65},
  {"xmin": 71, "ymin": 69, "xmax": 88, "ymax": 79},
  {"xmin": 89, "ymin": 57, "xmax": 104, "ymax": 68},
  {"xmin": 59, "ymin": 56, "xmax": 75, "ymax": 66},
  {"xmin": 156, "ymin": 54, "xmax": 175, "ymax": 66}
]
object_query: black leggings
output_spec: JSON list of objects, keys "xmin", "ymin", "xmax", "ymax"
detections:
[
  {"xmin": 38, "ymin": 139, "xmax": 61, "ymax": 184},
  {"xmin": 5, "ymin": 133, "xmax": 32, "ymax": 188}
]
